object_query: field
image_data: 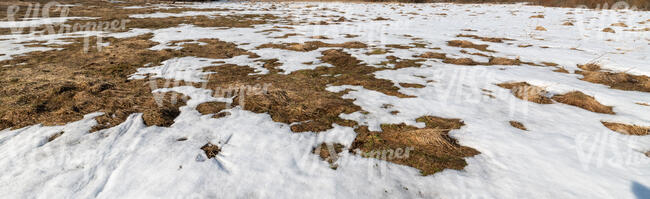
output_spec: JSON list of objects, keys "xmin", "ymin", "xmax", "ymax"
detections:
[{"xmin": 0, "ymin": 0, "xmax": 649, "ymax": 198}]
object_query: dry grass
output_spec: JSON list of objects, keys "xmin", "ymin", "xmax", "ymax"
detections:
[
  {"xmin": 443, "ymin": 57, "xmax": 480, "ymax": 65},
  {"xmin": 381, "ymin": 56, "xmax": 425, "ymax": 69},
  {"xmin": 535, "ymin": 26, "xmax": 547, "ymax": 31},
  {"xmin": 441, "ymin": 0, "xmax": 649, "ymax": 10},
  {"xmin": 350, "ymin": 116, "xmax": 479, "ymax": 176},
  {"xmin": 601, "ymin": 121, "xmax": 649, "ymax": 136},
  {"xmin": 313, "ymin": 142, "xmax": 345, "ymax": 169},
  {"xmin": 509, "ymin": 121, "xmax": 527, "ymax": 131},
  {"xmin": 0, "ymin": 35, "xmax": 200, "ymax": 131},
  {"xmin": 416, "ymin": 52, "xmax": 447, "ymax": 59},
  {"xmin": 456, "ymin": 34, "xmax": 514, "ymax": 43},
  {"xmin": 530, "ymin": 14, "xmax": 545, "ymax": 18},
  {"xmin": 201, "ymin": 143, "xmax": 221, "ymax": 159},
  {"xmin": 489, "ymin": 57, "xmax": 521, "ymax": 65},
  {"xmin": 576, "ymin": 63, "xmax": 650, "ymax": 92},
  {"xmin": 553, "ymin": 67, "xmax": 570, "ymax": 73},
  {"xmin": 447, "ymin": 40, "xmax": 494, "ymax": 52},
  {"xmin": 204, "ymin": 48, "xmax": 416, "ymax": 133},
  {"xmin": 196, "ymin": 102, "xmax": 230, "ymax": 118},
  {"xmin": 399, "ymin": 83, "xmax": 426, "ymax": 88},
  {"xmin": 47, "ymin": 131, "xmax": 64, "ymax": 142},
  {"xmin": 257, "ymin": 41, "xmax": 367, "ymax": 52},
  {"xmin": 497, "ymin": 82, "xmax": 553, "ymax": 104},
  {"xmin": 602, "ymin": 27, "xmax": 616, "ymax": 33},
  {"xmin": 551, "ymin": 91, "xmax": 614, "ymax": 114},
  {"xmin": 365, "ymin": 48, "xmax": 392, "ymax": 55}
]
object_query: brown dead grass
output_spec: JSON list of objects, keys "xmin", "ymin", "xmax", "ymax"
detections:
[
  {"xmin": 489, "ymin": 57, "xmax": 521, "ymax": 65},
  {"xmin": 313, "ymin": 142, "xmax": 345, "ymax": 169},
  {"xmin": 0, "ymin": 32, "xmax": 266, "ymax": 131},
  {"xmin": 416, "ymin": 52, "xmax": 446, "ymax": 59},
  {"xmin": 553, "ymin": 67, "xmax": 570, "ymax": 73},
  {"xmin": 399, "ymin": 83, "xmax": 426, "ymax": 88},
  {"xmin": 601, "ymin": 121, "xmax": 649, "ymax": 136},
  {"xmin": 443, "ymin": 57, "xmax": 480, "ymax": 66},
  {"xmin": 381, "ymin": 56, "xmax": 425, "ymax": 69},
  {"xmin": 47, "ymin": 131, "xmax": 64, "ymax": 142},
  {"xmin": 576, "ymin": 63, "xmax": 650, "ymax": 92},
  {"xmin": 509, "ymin": 121, "xmax": 527, "ymax": 131},
  {"xmin": 196, "ymin": 102, "xmax": 230, "ymax": 118},
  {"xmin": 552, "ymin": 91, "xmax": 614, "ymax": 114},
  {"xmin": 602, "ymin": 27, "xmax": 616, "ymax": 33},
  {"xmin": 535, "ymin": 26, "xmax": 547, "ymax": 31},
  {"xmin": 257, "ymin": 41, "xmax": 367, "ymax": 52},
  {"xmin": 497, "ymin": 82, "xmax": 553, "ymax": 104},
  {"xmin": 206, "ymin": 49, "xmax": 415, "ymax": 133},
  {"xmin": 350, "ymin": 116, "xmax": 479, "ymax": 176},
  {"xmin": 447, "ymin": 40, "xmax": 494, "ymax": 52},
  {"xmin": 365, "ymin": 48, "xmax": 392, "ymax": 55},
  {"xmin": 201, "ymin": 143, "xmax": 221, "ymax": 159},
  {"xmin": 456, "ymin": 34, "xmax": 514, "ymax": 43}
]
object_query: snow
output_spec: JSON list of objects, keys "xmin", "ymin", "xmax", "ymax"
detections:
[
  {"xmin": 1, "ymin": 1, "xmax": 650, "ymax": 199},
  {"xmin": 129, "ymin": 57, "xmax": 220, "ymax": 82},
  {"xmin": 0, "ymin": 30, "xmax": 104, "ymax": 62}
]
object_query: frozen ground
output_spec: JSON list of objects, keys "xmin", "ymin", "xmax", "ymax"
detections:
[{"xmin": 0, "ymin": 1, "xmax": 649, "ymax": 198}]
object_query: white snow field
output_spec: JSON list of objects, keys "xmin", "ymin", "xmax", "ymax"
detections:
[{"xmin": 1, "ymin": 1, "xmax": 649, "ymax": 198}]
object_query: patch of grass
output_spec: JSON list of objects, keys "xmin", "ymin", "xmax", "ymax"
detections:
[
  {"xmin": 47, "ymin": 131, "xmax": 64, "ymax": 142},
  {"xmin": 350, "ymin": 116, "xmax": 479, "ymax": 176},
  {"xmin": 257, "ymin": 41, "xmax": 367, "ymax": 52},
  {"xmin": 552, "ymin": 91, "xmax": 614, "ymax": 114},
  {"xmin": 497, "ymin": 82, "xmax": 553, "ymax": 104},
  {"xmin": 457, "ymin": 34, "xmax": 514, "ymax": 43},
  {"xmin": 443, "ymin": 57, "xmax": 480, "ymax": 65},
  {"xmin": 196, "ymin": 102, "xmax": 229, "ymax": 118},
  {"xmin": 601, "ymin": 122, "xmax": 649, "ymax": 136},
  {"xmin": 576, "ymin": 63, "xmax": 650, "ymax": 92},
  {"xmin": 509, "ymin": 121, "xmax": 527, "ymax": 131},
  {"xmin": 416, "ymin": 52, "xmax": 446, "ymax": 59},
  {"xmin": 488, "ymin": 57, "xmax": 521, "ymax": 65},
  {"xmin": 399, "ymin": 83, "xmax": 426, "ymax": 88},
  {"xmin": 447, "ymin": 40, "xmax": 494, "ymax": 52},
  {"xmin": 201, "ymin": 143, "xmax": 221, "ymax": 159},
  {"xmin": 313, "ymin": 142, "xmax": 345, "ymax": 169}
]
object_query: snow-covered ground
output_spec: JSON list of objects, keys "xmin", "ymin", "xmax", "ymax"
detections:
[{"xmin": 1, "ymin": 2, "xmax": 649, "ymax": 198}]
